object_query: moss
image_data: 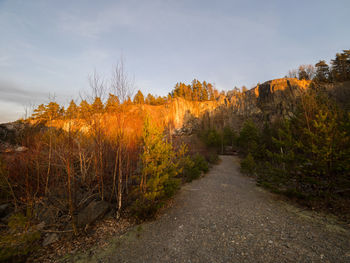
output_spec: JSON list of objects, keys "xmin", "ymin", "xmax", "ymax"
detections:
[{"xmin": 0, "ymin": 213, "xmax": 40, "ymax": 262}]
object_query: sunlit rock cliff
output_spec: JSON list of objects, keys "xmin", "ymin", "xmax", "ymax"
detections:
[
  {"xmin": 0, "ymin": 78, "xmax": 312, "ymax": 149},
  {"xmin": 164, "ymin": 78, "xmax": 311, "ymax": 133}
]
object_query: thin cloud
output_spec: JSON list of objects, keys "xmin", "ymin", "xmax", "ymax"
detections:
[{"xmin": 0, "ymin": 80, "xmax": 48, "ymax": 105}]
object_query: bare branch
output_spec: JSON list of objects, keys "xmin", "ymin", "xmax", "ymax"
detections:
[{"xmin": 110, "ymin": 57, "xmax": 135, "ymax": 103}]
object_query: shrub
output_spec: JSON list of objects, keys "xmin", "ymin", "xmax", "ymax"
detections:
[
  {"xmin": 201, "ymin": 129, "xmax": 221, "ymax": 148},
  {"xmin": 192, "ymin": 154, "xmax": 209, "ymax": 173},
  {"xmin": 207, "ymin": 152, "xmax": 219, "ymax": 164},
  {"xmin": 163, "ymin": 178, "xmax": 181, "ymax": 198},
  {"xmin": 237, "ymin": 119, "xmax": 259, "ymax": 155},
  {"xmin": 0, "ymin": 213, "xmax": 40, "ymax": 262},
  {"xmin": 183, "ymin": 162, "xmax": 201, "ymax": 182},
  {"xmin": 240, "ymin": 153, "xmax": 256, "ymax": 175},
  {"xmin": 130, "ymin": 199, "xmax": 160, "ymax": 221}
]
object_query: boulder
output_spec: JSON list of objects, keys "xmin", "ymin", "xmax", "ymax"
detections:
[
  {"xmin": 76, "ymin": 200, "xmax": 110, "ymax": 228},
  {"xmin": 36, "ymin": 204, "xmax": 59, "ymax": 225}
]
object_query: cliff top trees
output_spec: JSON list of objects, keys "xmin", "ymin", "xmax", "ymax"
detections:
[
  {"xmin": 31, "ymin": 102, "xmax": 63, "ymax": 122},
  {"xmin": 288, "ymin": 49, "xmax": 350, "ymax": 83},
  {"xmin": 170, "ymin": 79, "xmax": 217, "ymax": 101},
  {"xmin": 315, "ymin": 60, "xmax": 330, "ymax": 82},
  {"xmin": 133, "ymin": 90, "xmax": 145, "ymax": 104},
  {"xmin": 331, "ymin": 51, "xmax": 350, "ymax": 81},
  {"xmin": 65, "ymin": 100, "xmax": 78, "ymax": 119},
  {"xmin": 298, "ymin": 65, "xmax": 315, "ymax": 80},
  {"xmin": 145, "ymin": 93, "xmax": 156, "ymax": 105},
  {"xmin": 91, "ymin": 97, "xmax": 104, "ymax": 114},
  {"xmin": 105, "ymin": 93, "xmax": 120, "ymax": 112},
  {"xmin": 78, "ymin": 100, "xmax": 91, "ymax": 119}
]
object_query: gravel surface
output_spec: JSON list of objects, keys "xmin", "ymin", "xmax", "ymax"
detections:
[{"xmin": 72, "ymin": 156, "xmax": 350, "ymax": 263}]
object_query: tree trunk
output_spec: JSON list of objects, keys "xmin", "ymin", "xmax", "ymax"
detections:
[{"xmin": 116, "ymin": 146, "xmax": 123, "ymax": 219}]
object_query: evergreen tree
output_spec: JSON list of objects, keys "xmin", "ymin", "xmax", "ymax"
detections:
[
  {"xmin": 45, "ymin": 102, "xmax": 64, "ymax": 121},
  {"xmin": 32, "ymin": 104, "xmax": 46, "ymax": 121},
  {"xmin": 201, "ymin": 81, "xmax": 209, "ymax": 101},
  {"xmin": 140, "ymin": 116, "xmax": 178, "ymax": 202},
  {"xmin": 184, "ymin": 84, "xmax": 192, "ymax": 100},
  {"xmin": 78, "ymin": 100, "xmax": 91, "ymax": 119},
  {"xmin": 191, "ymin": 79, "xmax": 202, "ymax": 101},
  {"xmin": 237, "ymin": 119, "xmax": 259, "ymax": 156},
  {"xmin": 315, "ymin": 60, "xmax": 330, "ymax": 82},
  {"xmin": 331, "ymin": 52, "xmax": 349, "ymax": 81},
  {"xmin": 155, "ymin": 96, "xmax": 166, "ymax": 105},
  {"xmin": 91, "ymin": 97, "xmax": 104, "ymax": 114},
  {"xmin": 65, "ymin": 100, "xmax": 78, "ymax": 119},
  {"xmin": 125, "ymin": 96, "xmax": 133, "ymax": 105},
  {"xmin": 145, "ymin": 94, "xmax": 156, "ymax": 105},
  {"xmin": 105, "ymin": 93, "xmax": 119, "ymax": 112},
  {"xmin": 133, "ymin": 90, "xmax": 145, "ymax": 104}
]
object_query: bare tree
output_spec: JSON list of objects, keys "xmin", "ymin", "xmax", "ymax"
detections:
[
  {"xmin": 287, "ymin": 69, "xmax": 298, "ymax": 78},
  {"xmin": 22, "ymin": 101, "xmax": 35, "ymax": 120},
  {"xmin": 304, "ymin": 64, "xmax": 316, "ymax": 80},
  {"xmin": 85, "ymin": 70, "xmax": 107, "ymax": 103},
  {"xmin": 109, "ymin": 57, "xmax": 135, "ymax": 218},
  {"xmin": 110, "ymin": 57, "xmax": 135, "ymax": 103}
]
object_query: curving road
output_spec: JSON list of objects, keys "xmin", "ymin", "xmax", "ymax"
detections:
[{"xmin": 74, "ymin": 155, "xmax": 350, "ymax": 263}]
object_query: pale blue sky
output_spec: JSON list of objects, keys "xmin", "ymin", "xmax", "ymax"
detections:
[{"xmin": 0, "ymin": 0, "xmax": 349, "ymax": 122}]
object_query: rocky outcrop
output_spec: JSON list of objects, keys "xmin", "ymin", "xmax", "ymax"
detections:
[
  {"xmin": 1, "ymin": 78, "xmax": 311, "ymax": 139},
  {"xmin": 0, "ymin": 122, "xmax": 29, "ymax": 153},
  {"xmin": 228, "ymin": 78, "xmax": 310, "ymax": 122},
  {"xmin": 168, "ymin": 78, "xmax": 311, "ymax": 132},
  {"xmin": 76, "ymin": 200, "xmax": 110, "ymax": 228}
]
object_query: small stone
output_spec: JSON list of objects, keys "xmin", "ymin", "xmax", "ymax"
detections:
[
  {"xmin": 268, "ymin": 240, "xmax": 273, "ymax": 244},
  {"xmin": 15, "ymin": 146, "xmax": 28, "ymax": 152}
]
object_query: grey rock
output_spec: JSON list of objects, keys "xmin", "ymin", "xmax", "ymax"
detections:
[{"xmin": 77, "ymin": 200, "xmax": 110, "ymax": 228}]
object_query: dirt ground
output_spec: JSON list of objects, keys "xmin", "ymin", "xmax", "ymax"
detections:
[{"xmin": 65, "ymin": 155, "xmax": 350, "ymax": 263}]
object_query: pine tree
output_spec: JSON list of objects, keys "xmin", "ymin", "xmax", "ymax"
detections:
[
  {"xmin": 315, "ymin": 60, "xmax": 330, "ymax": 82},
  {"xmin": 32, "ymin": 104, "xmax": 46, "ymax": 121},
  {"xmin": 201, "ymin": 81, "xmax": 209, "ymax": 101},
  {"xmin": 331, "ymin": 52, "xmax": 349, "ymax": 81},
  {"xmin": 207, "ymin": 83, "xmax": 215, "ymax": 100},
  {"xmin": 237, "ymin": 119, "xmax": 259, "ymax": 156},
  {"xmin": 140, "ymin": 116, "xmax": 178, "ymax": 202},
  {"xmin": 155, "ymin": 96, "xmax": 166, "ymax": 105},
  {"xmin": 65, "ymin": 100, "xmax": 78, "ymax": 119},
  {"xmin": 45, "ymin": 102, "xmax": 63, "ymax": 121},
  {"xmin": 105, "ymin": 93, "xmax": 120, "ymax": 112},
  {"xmin": 133, "ymin": 90, "xmax": 145, "ymax": 104},
  {"xmin": 145, "ymin": 94, "xmax": 156, "ymax": 105},
  {"xmin": 91, "ymin": 97, "xmax": 104, "ymax": 114},
  {"xmin": 78, "ymin": 100, "xmax": 91, "ymax": 119}
]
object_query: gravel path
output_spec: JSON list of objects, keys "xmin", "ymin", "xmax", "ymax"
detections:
[{"xmin": 74, "ymin": 156, "xmax": 350, "ymax": 263}]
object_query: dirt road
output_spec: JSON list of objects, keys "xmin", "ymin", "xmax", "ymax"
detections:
[{"xmin": 72, "ymin": 156, "xmax": 350, "ymax": 263}]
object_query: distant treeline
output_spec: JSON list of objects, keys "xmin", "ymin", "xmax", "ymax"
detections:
[
  {"xmin": 288, "ymin": 49, "xmax": 350, "ymax": 82},
  {"xmin": 29, "ymin": 79, "xmax": 224, "ymax": 122}
]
